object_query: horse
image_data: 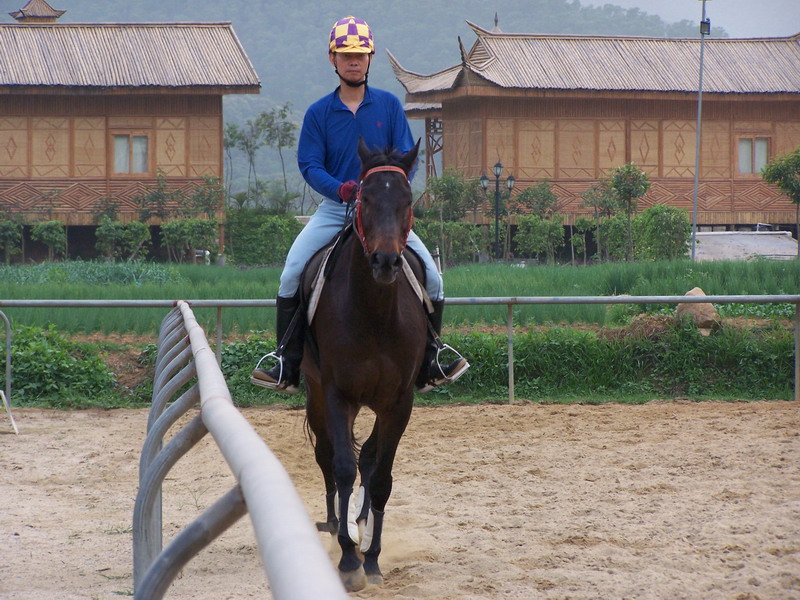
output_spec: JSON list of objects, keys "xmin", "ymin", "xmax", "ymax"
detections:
[{"xmin": 301, "ymin": 138, "xmax": 428, "ymax": 592}]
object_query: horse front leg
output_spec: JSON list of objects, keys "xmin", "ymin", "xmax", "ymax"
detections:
[
  {"xmin": 361, "ymin": 398, "xmax": 413, "ymax": 586},
  {"xmin": 326, "ymin": 393, "xmax": 366, "ymax": 592},
  {"xmin": 306, "ymin": 384, "xmax": 338, "ymax": 536}
]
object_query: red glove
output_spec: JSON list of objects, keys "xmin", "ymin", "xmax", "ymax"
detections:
[{"xmin": 337, "ymin": 180, "xmax": 358, "ymax": 203}]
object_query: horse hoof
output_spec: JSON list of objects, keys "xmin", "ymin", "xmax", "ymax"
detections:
[
  {"xmin": 339, "ymin": 566, "xmax": 367, "ymax": 592},
  {"xmin": 366, "ymin": 572, "xmax": 384, "ymax": 586}
]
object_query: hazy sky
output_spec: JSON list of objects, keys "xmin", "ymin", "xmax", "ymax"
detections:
[{"xmin": 584, "ymin": 0, "xmax": 799, "ymax": 37}]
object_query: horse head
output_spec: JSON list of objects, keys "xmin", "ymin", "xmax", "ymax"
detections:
[{"xmin": 355, "ymin": 138, "xmax": 420, "ymax": 285}]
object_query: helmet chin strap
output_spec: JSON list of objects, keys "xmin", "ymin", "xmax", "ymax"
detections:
[{"xmin": 334, "ymin": 54, "xmax": 371, "ymax": 87}]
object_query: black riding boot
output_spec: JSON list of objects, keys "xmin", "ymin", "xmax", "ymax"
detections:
[
  {"xmin": 416, "ymin": 299, "xmax": 470, "ymax": 393},
  {"xmin": 250, "ymin": 294, "xmax": 304, "ymax": 394}
]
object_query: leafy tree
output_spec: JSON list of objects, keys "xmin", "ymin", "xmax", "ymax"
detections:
[
  {"xmin": 256, "ymin": 102, "xmax": 299, "ymax": 193},
  {"xmin": 609, "ymin": 163, "xmax": 650, "ymax": 262},
  {"xmin": 414, "ymin": 219, "xmax": 482, "ymax": 266},
  {"xmin": 426, "ymin": 169, "xmax": 481, "ymax": 223},
  {"xmin": 598, "ymin": 213, "xmax": 628, "ymax": 261},
  {"xmin": 160, "ymin": 219, "xmax": 218, "ymax": 263},
  {"xmin": 31, "ymin": 220, "xmax": 66, "ymax": 261},
  {"xmin": 223, "ymin": 122, "xmax": 242, "ymax": 199},
  {"xmin": 581, "ymin": 180, "xmax": 618, "ymax": 261},
  {"xmin": 256, "ymin": 215, "xmax": 304, "ymax": 264},
  {"xmin": 93, "ymin": 197, "xmax": 120, "ymax": 223},
  {"xmin": 514, "ymin": 214, "xmax": 565, "ymax": 264},
  {"xmin": 134, "ymin": 170, "xmax": 181, "ymax": 222},
  {"xmin": 761, "ymin": 146, "xmax": 800, "ymax": 258},
  {"xmin": 95, "ymin": 216, "xmax": 151, "ymax": 261},
  {"xmin": 0, "ymin": 219, "xmax": 23, "ymax": 265},
  {"xmin": 181, "ymin": 176, "xmax": 225, "ymax": 219},
  {"xmin": 236, "ymin": 117, "xmax": 266, "ymax": 198},
  {"xmin": 572, "ymin": 215, "xmax": 595, "ymax": 265},
  {"xmin": 514, "ymin": 180, "xmax": 558, "ymax": 219},
  {"xmin": 634, "ymin": 204, "xmax": 691, "ymax": 261}
]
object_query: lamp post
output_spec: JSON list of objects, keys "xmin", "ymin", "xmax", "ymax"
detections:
[
  {"xmin": 480, "ymin": 163, "xmax": 515, "ymax": 259},
  {"xmin": 691, "ymin": 0, "xmax": 712, "ymax": 261}
]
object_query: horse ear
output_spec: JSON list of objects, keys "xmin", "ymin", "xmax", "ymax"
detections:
[
  {"xmin": 401, "ymin": 138, "xmax": 421, "ymax": 174},
  {"xmin": 357, "ymin": 137, "xmax": 371, "ymax": 165}
]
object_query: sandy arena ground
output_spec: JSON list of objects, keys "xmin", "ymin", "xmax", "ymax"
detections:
[{"xmin": 1, "ymin": 401, "xmax": 799, "ymax": 600}]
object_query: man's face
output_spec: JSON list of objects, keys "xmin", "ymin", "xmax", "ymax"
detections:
[{"xmin": 329, "ymin": 52, "xmax": 371, "ymax": 84}]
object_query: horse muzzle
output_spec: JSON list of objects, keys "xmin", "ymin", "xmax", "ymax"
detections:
[{"xmin": 370, "ymin": 250, "xmax": 402, "ymax": 284}]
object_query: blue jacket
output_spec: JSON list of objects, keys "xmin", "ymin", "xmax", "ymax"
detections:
[{"xmin": 297, "ymin": 85, "xmax": 415, "ymax": 203}]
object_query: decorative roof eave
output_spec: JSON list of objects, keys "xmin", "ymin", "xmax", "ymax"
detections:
[
  {"xmin": 386, "ymin": 49, "xmax": 461, "ymax": 94},
  {"xmin": 403, "ymin": 102, "xmax": 442, "ymax": 118},
  {"xmin": 10, "ymin": 0, "xmax": 65, "ymax": 22}
]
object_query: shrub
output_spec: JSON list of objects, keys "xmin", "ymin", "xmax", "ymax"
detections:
[
  {"xmin": 413, "ymin": 219, "xmax": 482, "ymax": 266},
  {"xmin": 31, "ymin": 220, "xmax": 67, "ymax": 260},
  {"xmin": 634, "ymin": 205, "xmax": 691, "ymax": 261},
  {"xmin": 0, "ymin": 325, "xmax": 116, "ymax": 406},
  {"xmin": 225, "ymin": 209, "xmax": 302, "ymax": 266},
  {"xmin": 95, "ymin": 217, "xmax": 151, "ymax": 261}
]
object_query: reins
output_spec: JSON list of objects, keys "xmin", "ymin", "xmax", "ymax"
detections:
[{"xmin": 353, "ymin": 165, "xmax": 413, "ymax": 255}]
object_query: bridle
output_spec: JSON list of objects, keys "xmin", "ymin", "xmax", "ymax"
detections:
[{"xmin": 354, "ymin": 165, "xmax": 414, "ymax": 255}]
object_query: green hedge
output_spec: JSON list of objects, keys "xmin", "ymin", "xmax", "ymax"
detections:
[{"xmin": 217, "ymin": 320, "xmax": 793, "ymax": 406}]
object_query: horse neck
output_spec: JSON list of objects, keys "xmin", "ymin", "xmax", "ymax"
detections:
[{"xmin": 343, "ymin": 233, "xmax": 401, "ymax": 312}]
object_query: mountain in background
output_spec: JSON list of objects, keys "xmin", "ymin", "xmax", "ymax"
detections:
[{"xmin": 5, "ymin": 0, "xmax": 727, "ymax": 190}]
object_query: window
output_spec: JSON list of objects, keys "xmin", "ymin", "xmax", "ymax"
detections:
[
  {"xmin": 113, "ymin": 133, "xmax": 150, "ymax": 174},
  {"xmin": 737, "ymin": 137, "xmax": 769, "ymax": 175}
]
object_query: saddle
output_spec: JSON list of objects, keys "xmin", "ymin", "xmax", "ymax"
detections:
[{"xmin": 299, "ymin": 224, "xmax": 432, "ymax": 325}]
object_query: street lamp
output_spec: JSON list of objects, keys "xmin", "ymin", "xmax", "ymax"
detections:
[
  {"xmin": 480, "ymin": 162, "xmax": 515, "ymax": 259},
  {"xmin": 691, "ymin": 0, "xmax": 712, "ymax": 261}
]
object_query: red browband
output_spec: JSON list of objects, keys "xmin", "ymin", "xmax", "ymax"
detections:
[{"xmin": 354, "ymin": 166, "xmax": 413, "ymax": 255}]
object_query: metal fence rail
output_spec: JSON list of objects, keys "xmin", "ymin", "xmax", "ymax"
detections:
[{"xmin": 132, "ymin": 300, "xmax": 347, "ymax": 600}]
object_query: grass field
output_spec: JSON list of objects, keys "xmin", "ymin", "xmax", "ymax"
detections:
[{"xmin": 0, "ymin": 259, "xmax": 797, "ymax": 334}]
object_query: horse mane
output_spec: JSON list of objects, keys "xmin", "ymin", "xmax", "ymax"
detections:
[{"xmin": 359, "ymin": 146, "xmax": 408, "ymax": 177}]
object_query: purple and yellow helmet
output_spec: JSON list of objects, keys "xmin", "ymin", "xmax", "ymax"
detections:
[{"xmin": 329, "ymin": 16, "xmax": 374, "ymax": 54}]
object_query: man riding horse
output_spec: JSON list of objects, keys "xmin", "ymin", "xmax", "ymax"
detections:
[{"xmin": 251, "ymin": 15, "xmax": 469, "ymax": 394}]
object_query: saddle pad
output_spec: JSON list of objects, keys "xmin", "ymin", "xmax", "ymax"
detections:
[{"xmin": 305, "ymin": 250, "xmax": 432, "ymax": 325}]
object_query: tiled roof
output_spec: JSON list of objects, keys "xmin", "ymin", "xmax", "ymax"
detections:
[{"xmin": 0, "ymin": 22, "xmax": 261, "ymax": 92}]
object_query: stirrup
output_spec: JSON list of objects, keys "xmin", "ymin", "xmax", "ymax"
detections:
[
  {"xmin": 418, "ymin": 344, "xmax": 470, "ymax": 394},
  {"xmin": 250, "ymin": 351, "xmax": 298, "ymax": 393}
]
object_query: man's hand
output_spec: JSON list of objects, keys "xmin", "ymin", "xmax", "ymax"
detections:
[{"xmin": 338, "ymin": 180, "xmax": 359, "ymax": 203}]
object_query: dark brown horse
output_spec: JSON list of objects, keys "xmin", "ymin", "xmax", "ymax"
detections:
[{"xmin": 301, "ymin": 139, "xmax": 427, "ymax": 592}]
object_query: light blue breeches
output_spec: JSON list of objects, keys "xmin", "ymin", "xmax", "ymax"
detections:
[{"xmin": 278, "ymin": 199, "xmax": 443, "ymax": 301}]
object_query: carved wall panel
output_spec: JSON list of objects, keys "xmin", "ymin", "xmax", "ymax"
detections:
[
  {"xmin": 73, "ymin": 117, "xmax": 105, "ymax": 177},
  {"xmin": 557, "ymin": 120, "xmax": 595, "ymax": 178},
  {"xmin": 517, "ymin": 119, "xmax": 555, "ymax": 179},
  {"xmin": 700, "ymin": 121, "xmax": 730, "ymax": 178},
  {"xmin": 32, "ymin": 117, "xmax": 69, "ymax": 177},
  {"xmin": 774, "ymin": 121, "xmax": 800, "ymax": 157},
  {"xmin": 156, "ymin": 118, "xmax": 186, "ymax": 176},
  {"xmin": 630, "ymin": 120, "xmax": 659, "ymax": 177},
  {"xmin": 662, "ymin": 120, "xmax": 695, "ymax": 178},
  {"xmin": 598, "ymin": 120, "xmax": 626, "ymax": 175},
  {"xmin": 0, "ymin": 117, "xmax": 28, "ymax": 177},
  {"xmin": 486, "ymin": 118, "xmax": 515, "ymax": 174},
  {"xmin": 189, "ymin": 116, "xmax": 221, "ymax": 177}
]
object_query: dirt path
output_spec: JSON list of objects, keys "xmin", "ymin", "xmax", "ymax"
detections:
[{"xmin": 1, "ymin": 401, "xmax": 799, "ymax": 599}]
